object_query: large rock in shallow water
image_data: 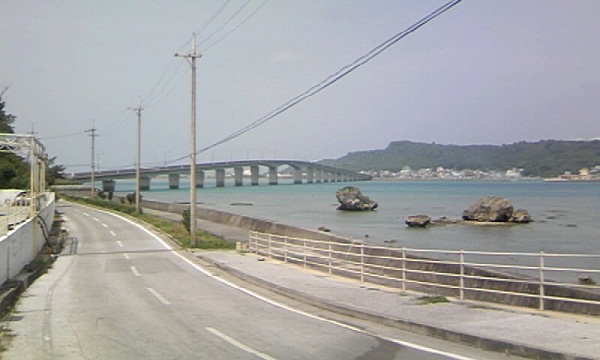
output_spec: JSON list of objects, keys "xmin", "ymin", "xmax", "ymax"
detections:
[
  {"xmin": 336, "ymin": 186, "xmax": 378, "ymax": 211},
  {"xmin": 406, "ymin": 215, "xmax": 431, "ymax": 228},
  {"xmin": 510, "ymin": 209, "xmax": 532, "ymax": 223},
  {"xmin": 462, "ymin": 196, "xmax": 513, "ymax": 222}
]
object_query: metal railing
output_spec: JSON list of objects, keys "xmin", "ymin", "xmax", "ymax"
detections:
[
  {"xmin": 0, "ymin": 206, "xmax": 31, "ymax": 236},
  {"xmin": 248, "ymin": 230, "xmax": 600, "ymax": 314}
]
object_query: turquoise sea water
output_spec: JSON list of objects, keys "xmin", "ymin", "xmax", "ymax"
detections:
[{"xmin": 114, "ymin": 179, "xmax": 599, "ymax": 256}]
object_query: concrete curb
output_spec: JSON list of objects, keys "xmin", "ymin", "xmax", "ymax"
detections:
[
  {"xmin": 0, "ymin": 258, "xmax": 51, "ymax": 318},
  {"xmin": 198, "ymin": 254, "xmax": 591, "ymax": 360}
]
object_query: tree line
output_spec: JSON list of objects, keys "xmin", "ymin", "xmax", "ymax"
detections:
[
  {"xmin": 0, "ymin": 88, "xmax": 65, "ymax": 189},
  {"xmin": 319, "ymin": 140, "xmax": 600, "ymax": 178}
]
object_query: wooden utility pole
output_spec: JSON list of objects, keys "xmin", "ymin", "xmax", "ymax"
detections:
[
  {"xmin": 85, "ymin": 125, "xmax": 97, "ymax": 198},
  {"xmin": 176, "ymin": 34, "xmax": 202, "ymax": 246},
  {"xmin": 129, "ymin": 98, "xmax": 143, "ymax": 213}
]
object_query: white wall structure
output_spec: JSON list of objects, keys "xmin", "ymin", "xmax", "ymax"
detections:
[{"xmin": 0, "ymin": 192, "xmax": 55, "ymax": 284}]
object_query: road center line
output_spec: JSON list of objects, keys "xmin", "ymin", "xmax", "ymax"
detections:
[
  {"xmin": 102, "ymin": 223, "xmax": 109, "ymax": 228},
  {"xmin": 117, "ymin": 240, "xmax": 124, "ymax": 247},
  {"xmin": 92, "ymin": 217, "xmax": 99, "ymax": 222},
  {"xmin": 99, "ymin": 206, "xmax": 475, "ymax": 360},
  {"xmin": 83, "ymin": 212, "xmax": 90, "ymax": 217},
  {"xmin": 110, "ymin": 230, "xmax": 116, "ymax": 237},
  {"xmin": 147, "ymin": 287, "xmax": 170, "ymax": 305},
  {"xmin": 123, "ymin": 253, "xmax": 130, "ymax": 260},
  {"xmin": 206, "ymin": 327, "xmax": 276, "ymax": 360},
  {"xmin": 130, "ymin": 265, "xmax": 141, "ymax": 277}
]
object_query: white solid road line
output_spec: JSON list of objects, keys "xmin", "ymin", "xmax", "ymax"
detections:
[
  {"xmin": 206, "ymin": 327, "xmax": 276, "ymax": 360},
  {"xmin": 147, "ymin": 288, "xmax": 171, "ymax": 305},
  {"xmin": 96, "ymin": 206, "xmax": 476, "ymax": 360},
  {"xmin": 130, "ymin": 266, "xmax": 141, "ymax": 277}
]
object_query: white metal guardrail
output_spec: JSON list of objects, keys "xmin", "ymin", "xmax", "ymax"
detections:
[
  {"xmin": 0, "ymin": 206, "xmax": 30, "ymax": 236},
  {"xmin": 248, "ymin": 230, "xmax": 600, "ymax": 313}
]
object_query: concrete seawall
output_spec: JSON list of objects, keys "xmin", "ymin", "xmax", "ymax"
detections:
[{"xmin": 140, "ymin": 199, "xmax": 357, "ymax": 245}]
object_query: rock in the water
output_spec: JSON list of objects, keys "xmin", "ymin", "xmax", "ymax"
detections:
[
  {"xmin": 462, "ymin": 196, "xmax": 514, "ymax": 222},
  {"xmin": 578, "ymin": 276, "xmax": 597, "ymax": 286},
  {"xmin": 405, "ymin": 215, "xmax": 431, "ymax": 228},
  {"xmin": 336, "ymin": 186, "xmax": 378, "ymax": 211},
  {"xmin": 510, "ymin": 209, "xmax": 532, "ymax": 223}
]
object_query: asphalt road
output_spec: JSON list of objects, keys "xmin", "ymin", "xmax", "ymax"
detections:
[{"xmin": 2, "ymin": 202, "xmax": 521, "ymax": 359}]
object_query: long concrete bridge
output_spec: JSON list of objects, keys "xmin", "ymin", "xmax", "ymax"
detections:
[{"xmin": 70, "ymin": 160, "xmax": 371, "ymax": 192}]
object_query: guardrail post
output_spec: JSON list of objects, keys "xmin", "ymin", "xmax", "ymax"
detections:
[
  {"xmin": 284, "ymin": 236, "xmax": 288, "ymax": 263},
  {"xmin": 401, "ymin": 247, "xmax": 406, "ymax": 292},
  {"xmin": 360, "ymin": 244, "xmax": 364, "ymax": 283},
  {"xmin": 459, "ymin": 250, "xmax": 465, "ymax": 300},
  {"xmin": 303, "ymin": 239, "xmax": 307, "ymax": 269},
  {"xmin": 268, "ymin": 234, "xmax": 272, "ymax": 259},
  {"xmin": 255, "ymin": 233, "xmax": 260, "ymax": 255},
  {"xmin": 328, "ymin": 241, "xmax": 332, "ymax": 275},
  {"xmin": 539, "ymin": 251, "xmax": 545, "ymax": 311}
]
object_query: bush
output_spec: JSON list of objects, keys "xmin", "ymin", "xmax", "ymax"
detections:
[{"xmin": 182, "ymin": 209, "xmax": 191, "ymax": 233}]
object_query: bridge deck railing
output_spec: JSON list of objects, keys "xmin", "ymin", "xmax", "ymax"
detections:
[{"xmin": 248, "ymin": 230, "xmax": 600, "ymax": 315}]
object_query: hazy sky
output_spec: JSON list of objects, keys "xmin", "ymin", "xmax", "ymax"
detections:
[{"xmin": 1, "ymin": 1, "xmax": 599, "ymax": 172}]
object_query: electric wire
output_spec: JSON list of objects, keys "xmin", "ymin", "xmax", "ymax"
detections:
[
  {"xmin": 39, "ymin": 131, "xmax": 84, "ymax": 141},
  {"xmin": 194, "ymin": 0, "xmax": 463, "ymax": 157},
  {"xmin": 176, "ymin": 0, "xmax": 232, "ymax": 53},
  {"xmin": 159, "ymin": 0, "xmax": 462, "ymax": 167},
  {"xmin": 196, "ymin": 0, "xmax": 252, "ymax": 48},
  {"xmin": 143, "ymin": 62, "xmax": 190, "ymax": 109},
  {"xmin": 200, "ymin": 0, "xmax": 269, "ymax": 53},
  {"xmin": 143, "ymin": 0, "xmax": 231, "ymax": 109}
]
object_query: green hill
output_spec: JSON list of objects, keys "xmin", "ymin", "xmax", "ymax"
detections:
[{"xmin": 319, "ymin": 140, "xmax": 600, "ymax": 178}]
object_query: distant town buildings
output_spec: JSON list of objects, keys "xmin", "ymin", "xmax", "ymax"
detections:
[
  {"xmin": 360, "ymin": 165, "xmax": 600, "ymax": 181},
  {"xmin": 544, "ymin": 166, "xmax": 600, "ymax": 182}
]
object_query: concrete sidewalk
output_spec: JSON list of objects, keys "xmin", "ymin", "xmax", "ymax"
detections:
[{"xmin": 146, "ymin": 208, "xmax": 600, "ymax": 359}]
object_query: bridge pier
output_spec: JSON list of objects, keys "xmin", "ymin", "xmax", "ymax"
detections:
[
  {"xmin": 168, "ymin": 174, "xmax": 180, "ymax": 189},
  {"xmin": 250, "ymin": 165, "xmax": 259, "ymax": 186},
  {"xmin": 234, "ymin": 167, "xmax": 243, "ymax": 186},
  {"xmin": 315, "ymin": 169, "xmax": 322, "ymax": 183},
  {"xmin": 293, "ymin": 168, "xmax": 302, "ymax": 184},
  {"xmin": 195, "ymin": 170, "xmax": 204, "ymax": 188},
  {"xmin": 268, "ymin": 166, "xmax": 278, "ymax": 185},
  {"xmin": 306, "ymin": 168, "xmax": 314, "ymax": 184},
  {"xmin": 140, "ymin": 176, "xmax": 151, "ymax": 190},
  {"xmin": 102, "ymin": 179, "xmax": 116, "ymax": 193},
  {"xmin": 216, "ymin": 169, "xmax": 225, "ymax": 187}
]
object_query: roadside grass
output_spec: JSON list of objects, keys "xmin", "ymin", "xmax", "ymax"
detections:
[
  {"xmin": 61, "ymin": 195, "xmax": 234, "ymax": 250},
  {"xmin": 418, "ymin": 295, "xmax": 450, "ymax": 304}
]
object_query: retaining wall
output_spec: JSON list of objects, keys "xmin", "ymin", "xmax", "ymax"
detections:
[
  {"xmin": 0, "ymin": 192, "xmax": 55, "ymax": 285},
  {"xmin": 141, "ymin": 199, "xmax": 356, "ymax": 244}
]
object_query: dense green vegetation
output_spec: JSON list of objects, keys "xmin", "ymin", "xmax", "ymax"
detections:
[
  {"xmin": 0, "ymin": 89, "xmax": 29, "ymax": 188},
  {"xmin": 319, "ymin": 140, "xmax": 600, "ymax": 178},
  {"xmin": 0, "ymin": 89, "xmax": 65, "ymax": 188}
]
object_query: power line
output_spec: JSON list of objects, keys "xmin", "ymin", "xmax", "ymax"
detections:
[
  {"xmin": 200, "ymin": 0, "xmax": 269, "ymax": 53},
  {"xmin": 39, "ymin": 131, "xmax": 83, "ymax": 141},
  {"xmin": 175, "ymin": 0, "xmax": 232, "ymax": 53},
  {"xmin": 196, "ymin": 0, "xmax": 251, "ymax": 48},
  {"xmin": 192, "ymin": 0, "xmax": 463, "ymax": 157},
  {"xmin": 144, "ymin": 0, "xmax": 463, "ymax": 168}
]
